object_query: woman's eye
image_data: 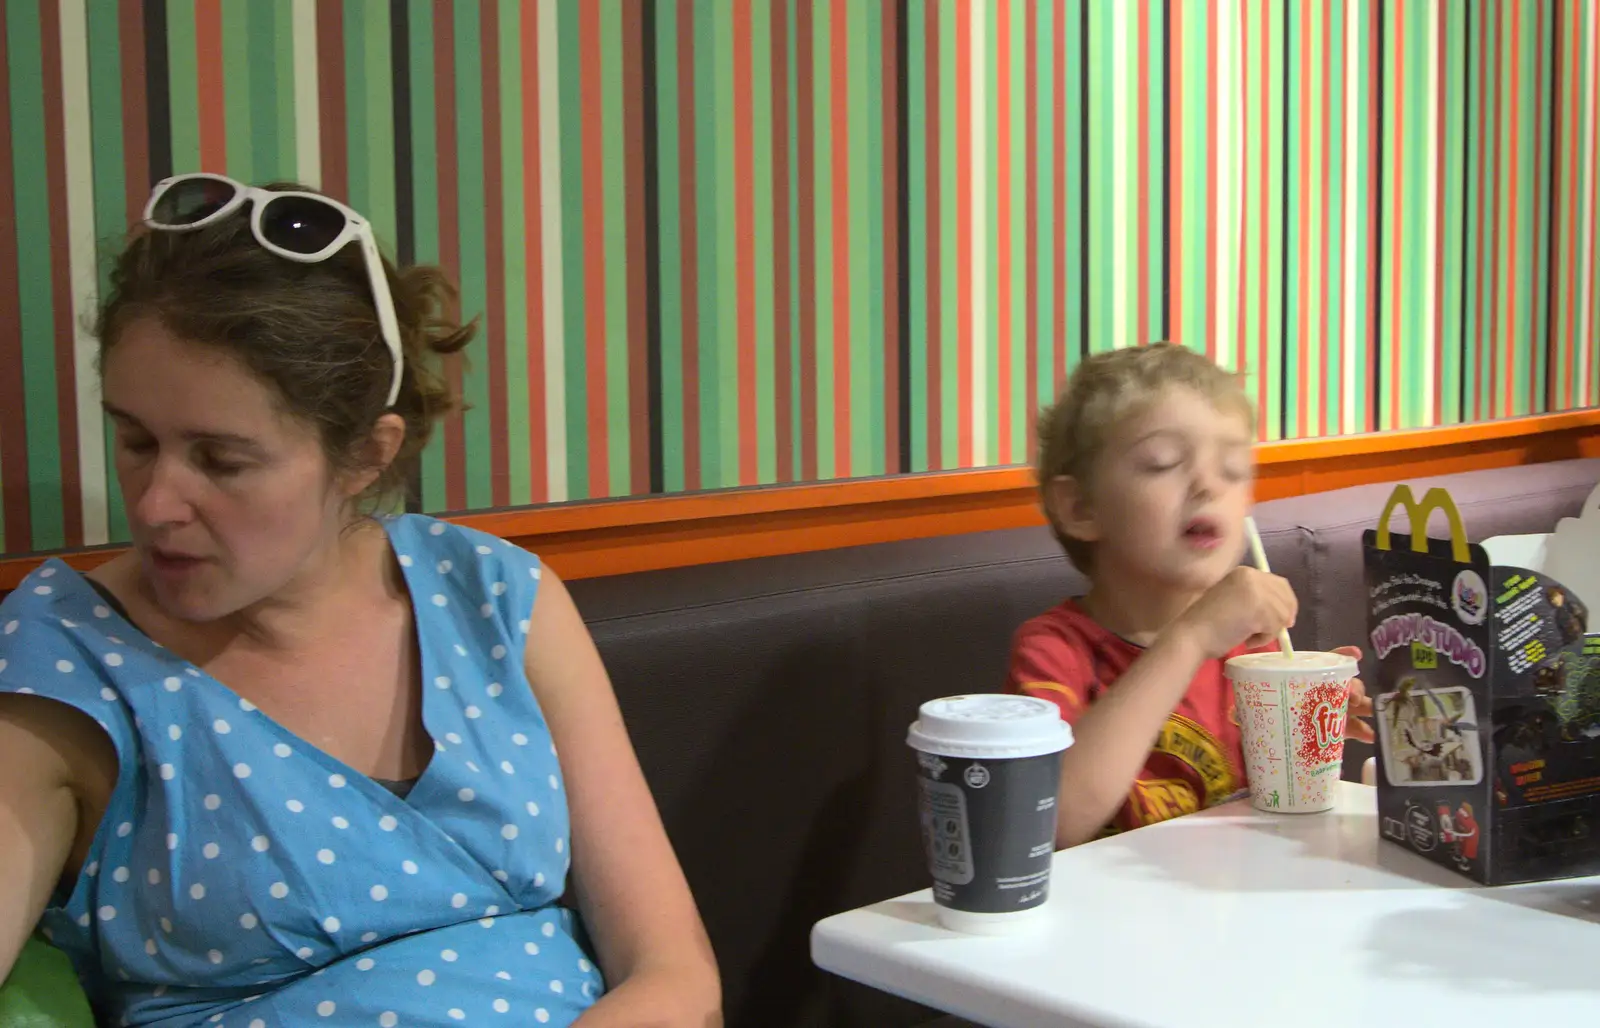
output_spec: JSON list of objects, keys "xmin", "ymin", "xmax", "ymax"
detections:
[{"xmin": 202, "ymin": 455, "xmax": 248, "ymax": 477}]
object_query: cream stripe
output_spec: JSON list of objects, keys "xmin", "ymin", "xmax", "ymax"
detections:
[
  {"xmin": 1421, "ymin": 0, "xmax": 1441, "ymax": 427},
  {"xmin": 1581, "ymin": 0, "xmax": 1599, "ymax": 406},
  {"xmin": 538, "ymin": 0, "xmax": 568, "ymax": 501},
  {"xmin": 292, "ymin": 0, "xmax": 321, "ymax": 189},
  {"xmin": 970, "ymin": 5, "xmax": 988, "ymax": 465},
  {"xmin": 1111, "ymin": 2, "xmax": 1129, "ymax": 352},
  {"xmin": 1214, "ymin": 0, "xmax": 1236, "ymax": 370},
  {"xmin": 1341, "ymin": 0, "xmax": 1361, "ymax": 434},
  {"xmin": 59, "ymin": 0, "xmax": 108, "ymax": 545}
]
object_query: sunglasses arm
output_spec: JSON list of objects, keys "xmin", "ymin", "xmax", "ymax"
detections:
[{"xmin": 358, "ymin": 226, "xmax": 406, "ymax": 408}]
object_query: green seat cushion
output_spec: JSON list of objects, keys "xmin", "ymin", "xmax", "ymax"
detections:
[{"xmin": 0, "ymin": 936, "xmax": 94, "ymax": 1028}]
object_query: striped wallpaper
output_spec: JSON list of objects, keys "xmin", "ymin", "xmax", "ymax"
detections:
[{"xmin": 3, "ymin": 1, "xmax": 1599, "ymax": 557}]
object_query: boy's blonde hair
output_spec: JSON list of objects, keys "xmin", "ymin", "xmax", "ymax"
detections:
[{"xmin": 1036, "ymin": 343, "xmax": 1254, "ymax": 571}]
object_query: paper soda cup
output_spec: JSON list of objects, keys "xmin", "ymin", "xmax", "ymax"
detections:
[{"xmin": 1227, "ymin": 650, "xmax": 1358, "ymax": 814}]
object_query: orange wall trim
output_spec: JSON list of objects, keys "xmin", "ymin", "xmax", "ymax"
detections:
[{"xmin": 3, "ymin": 411, "xmax": 1598, "ymax": 589}]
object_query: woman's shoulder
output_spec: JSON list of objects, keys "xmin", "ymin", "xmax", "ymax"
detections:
[{"xmin": 384, "ymin": 515, "xmax": 544, "ymax": 625}]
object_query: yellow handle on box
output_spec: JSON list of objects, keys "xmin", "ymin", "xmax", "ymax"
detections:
[{"xmin": 1375, "ymin": 485, "xmax": 1472, "ymax": 564}]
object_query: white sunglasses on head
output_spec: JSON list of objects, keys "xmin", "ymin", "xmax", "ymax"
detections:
[{"xmin": 143, "ymin": 173, "xmax": 404, "ymax": 407}]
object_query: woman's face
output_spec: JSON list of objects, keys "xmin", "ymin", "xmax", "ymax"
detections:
[{"xmin": 102, "ymin": 318, "xmax": 359, "ymax": 621}]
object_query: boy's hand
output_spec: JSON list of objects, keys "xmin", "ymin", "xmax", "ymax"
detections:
[
  {"xmin": 1173, "ymin": 566, "xmax": 1297, "ymax": 659},
  {"xmin": 1333, "ymin": 644, "xmax": 1376, "ymax": 742}
]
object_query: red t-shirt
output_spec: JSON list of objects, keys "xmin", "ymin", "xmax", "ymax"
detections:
[{"xmin": 1007, "ymin": 599, "xmax": 1263, "ymax": 836}]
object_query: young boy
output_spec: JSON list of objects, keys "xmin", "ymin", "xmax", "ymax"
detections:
[{"xmin": 1009, "ymin": 344, "xmax": 1372, "ymax": 848}]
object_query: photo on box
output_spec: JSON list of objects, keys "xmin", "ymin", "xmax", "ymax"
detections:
[{"xmin": 1374, "ymin": 681, "xmax": 1483, "ymax": 787}]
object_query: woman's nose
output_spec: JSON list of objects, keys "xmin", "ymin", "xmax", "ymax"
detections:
[{"xmin": 131, "ymin": 458, "xmax": 196, "ymax": 528}]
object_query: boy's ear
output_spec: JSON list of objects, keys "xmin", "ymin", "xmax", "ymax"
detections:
[{"xmin": 1046, "ymin": 475, "xmax": 1101, "ymax": 544}]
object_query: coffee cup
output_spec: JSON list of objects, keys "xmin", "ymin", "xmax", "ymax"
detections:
[
  {"xmin": 907, "ymin": 694, "xmax": 1073, "ymax": 935},
  {"xmin": 1226, "ymin": 650, "xmax": 1358, "ymax": 814}
]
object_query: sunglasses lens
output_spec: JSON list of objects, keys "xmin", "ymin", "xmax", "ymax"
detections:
[
  {"xmin": 258, "ymin": 195, "xmax": 347, "ymax": 256},
  {"xmin": 150, "ymin": 177, "xmax": 237, "ymax": 227}
]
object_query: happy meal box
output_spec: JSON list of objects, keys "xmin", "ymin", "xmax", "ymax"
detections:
[{"xmin": 1363, "ymin": 484, "xmax": 1600, "ymax": 884}]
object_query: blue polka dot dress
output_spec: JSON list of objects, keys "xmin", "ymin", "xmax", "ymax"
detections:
[{"xmin": 0, "ymin": 516, "xmax": 605, "ymax": 1027}]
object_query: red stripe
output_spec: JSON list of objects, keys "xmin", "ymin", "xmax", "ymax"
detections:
[
  {"xmin": 481, "ymin": 3, "xmax": 509, "ymax": 507},
  {"xmin": 1503, "ymin": 0, "xmax": 1521, "ymax": 418},
  {"xmin": 1589, "ymin": 37, "xmax": 1600, "ymax": 409},
  {"xmin": 882, "ymin": 0, "xmax": 900, "ymax": 472},
  {"xmin": 830, "ymin": 0, "xmax": 851, "ymax": 477},
  {"xmin": 1298, "ymin": 0, "xmax": 1312, "ymax": 438},
  {"xmin": 622, "ymin": 0, "xmax": 650, "ymax": 494},
  {"xmin": 1205, "ymin": 0, "xmax": 1219, "ymax": 360},
  {"xmin": 195, "ymin": 0, "xmax": 226, "ymax": 174},
  {"xmin": 1486, "ymin": 6, "xmax": 1505, "ymax": 420},
  {"xmin": 1562, "ymin": 0, "xmax": 1582, "ymax": 410},
  {"xmin": 1319, "ymin": 0, "xmax": 1333, "ymax": 435},
  {"xmin": 955, "ymin": 0, "xmax": 973, "ymax": 467},
  {"xmin": 1387, "ymin": 4, "xmax": 1403, "ymax": 432},
  {"xmin": 795, "ymin": 0, "xmax": 816, "ymax": 481},
  {"xmin": 1332, "ymin": 0, "xmax": 1346, "ymax": 430},
  {"xmin": 317, "ymin": 0, "xmax": 348, "ymax": 206},
  {"xmin": 118, "ymin": 1, "xmax": 149, "ymax": 222},
  {"xmin": 0, "ymin": 9, "xmax": 31, "ymax": 551},
  {"xmin": 772, "ymin": 0, "xmax": 794, "ymax": 482},
  {"xmin": 520, "ymin": 5, "xmax": 547, "ymax": 503},
  {"xmin": 1025, "ymin": 0, "xmax": 1039, "ymax": 453},
  {"xmin": 996, "ymin": 0, "xmax": 1013, "ymax": 466},
  {"xmin": 1136, "ymin": 0, "xmax": 1150, "ymax": 347},
  {"xmin": 924, "ymin": 0, "xmax": 942, "ymax": 469},
  {"xmin": 1362, "ymin": 0, "xmax": 1379, "ymax": 433},
  {"xmin": 1259, "ymin": 0, "xmax": 1271, "ymax": 438},
  {"xmin": 579, "ymin": 2, "xmax": 609, "ymax": 494},
  {"xmin": 1471, "ymin": 9, "xmax": 1491, "ymax": 422},
  {"xmin": 39, "ymin": 0, "xmax": 82, "ymax": 547},
  {"xmin": 1170, "ymin": 0, "xmax": 1183, "ymax": 347},
  {"xmin": 677, "ymin": 0, "xmax": 703, "ymax": 491},
  {"xmin": 733, "ymin": 0, "xmax": 757, "ymax": 485},
  {"xmin": 433, "ymin": 1, "xmax": 465, "ymax": 510},
  {"xmin": 1237, "ymin": 1, "xmax": 1251, "ymax": 379},
  {"xmin": 1433, "ymin": 2, "xmax": 1447, "ymax": 423},
  {"xmin": 1052, "ymin": 0, "xmax": 1065, "ymax": 383}
]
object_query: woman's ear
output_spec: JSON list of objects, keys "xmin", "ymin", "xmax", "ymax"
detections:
[
  {"xmin": 344, "ymin": 413, "xmax": 407, "ymax": 498},
  {"xmin": 1046, "ymin": 475, "xmax": 1101, "ymax": 544}
]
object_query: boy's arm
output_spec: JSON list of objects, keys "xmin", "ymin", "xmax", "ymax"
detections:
[{"xmin": 1012, "ymin": 626, "xmax": 1207, "ymax": 849}]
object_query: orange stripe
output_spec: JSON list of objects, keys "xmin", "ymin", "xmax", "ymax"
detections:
[
  {"xmin": 955, "ymin": 0, "xmax": 973, "ymax": 465},
  {"xmin": 522, "ymin": 2, "xmax": 548, "ymax": 503},
  {"xmin": 579, "ymin": 2, "xmax": 609, "ymax": 494},
  {"xmin": 1298, "ymin": 0, "xmax": 1312, "ymax": 437},
  {"xmin": 1169, "ymin": 0, "xmax": 1183, "ymax": 346},
  {"xmin": 733, "ymin": 0, "xmax": 757, "ymax": 484},
  {"xmin": 1388, "ymin": 3, "xmax": 1404, "ymax": 431},
  {"xmin": 1502, "ymin": 0, "xmax": 1521, "ymax": 419},
  {"xmin": 195, "ymin": 0, "xmax": 227, "ymax": 173},
  {"xmin": 830, "ymin": 0, "xmax": 851, "ymax": 477},
  {"xmin": 996, "ymin": 0, "xmax": 1012, "ymax": 465}
]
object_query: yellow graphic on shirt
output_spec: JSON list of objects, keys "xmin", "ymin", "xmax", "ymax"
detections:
[
  {"xmin": 1152, "ymin": 713, "xmax": 1239, "ymax": 806},
  {"xmin": 1130, "ymin": 778, "xmax": 1202, "ymax": 825}
]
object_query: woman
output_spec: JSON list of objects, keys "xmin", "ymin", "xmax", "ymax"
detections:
[{"xmin": 0, "ymin": 175, "xmax": 720, "ymax": 1027}]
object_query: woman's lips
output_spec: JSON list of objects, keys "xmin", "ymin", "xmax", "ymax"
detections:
[{"xmin": 149, "ymin": 549, "xmax": 208, "ymax": 574}]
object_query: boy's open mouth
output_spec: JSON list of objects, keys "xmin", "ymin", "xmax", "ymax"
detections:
[{"xmin": 1182, "ymin": 516, "xmax": 1223, "ymax": 550}]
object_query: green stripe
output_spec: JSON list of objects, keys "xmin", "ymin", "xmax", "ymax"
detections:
[
  {"xmin": 1008, "ymin": 0, "xmax": 1026, "ymax": 462},
  {"xmin": 907, "ymin": 1, "xmax": 928, "ymax": 471},
  {"xmin": 1405, "ymin": 0, "xmax": 1428, "ymax": 428},
  {"xmin": 1439, "ymin": 0, "xmax": 1464, "ymax": 424},
  {"xmin": 1182, "ymin": 0, "xmax": 1206, "ymax": 353},
  {"xmin": 273, "ymin": 0, "xmax": 297, "ymax": 183},
  {"xmin": 849, "ymin": 0, "xmax": 872, "ymax": 475},
  {"xmin": 1061, "ymin": 0, "xmax": 1083, "ymax": 375},
  {"xmin": 166, "ymin": 0, "xmax": 200, "ymax": 172},
  {"xmin": 85, "ymin": 0, "xmax": 128, "ymax": 540},
  {"xmin": 1086, "ymin": 0, "xmax": 1110, "ymax": 353},
  {"xmin": 601, "ymin": 2, "xmax": 629, "ymax": 496},
  {"xmin": 867, "ymin": 0, "xmax": 886, "ymax": 474},
  {"xmin": 343, "ymin": 0, "xmax": 368, "ymax": 204},
  {"xmin": 7, "ymin": 0, "xmax": 63, "ymax": 549},
  {"xmin": 1511, "ymin": 2, "xmax": 1538, "ymax": 418},
  {"xmin": 752, "ymin": 0, "xmax": 776, "ymax": 484},
  {"xmin": 785, "ymin": 0, "xmax": 803, "ymax": 477},
  {"xmin": 221, "ymin": 0, "xmax": 252, "ymax": 183},
  {"xmin": 983, "ymin": 0, "xmax": 999, "ymax": 464},
  {"xmin": 1146, "ymin": 0, "xmax": 1165, "ymax": 344},
  {"xmin": 813, "ymin": 0, "xmax": 835, "ymax": 479},
  {"xmin": 1036, "ymin": 0, "xmax": 1056, "ymax": 403},
  {"xmin": 937, "ymin": 0, "xmax": 956, "ymax": 468},
  {"xmin": 1283, "ymin": 2, "xmax": 1301, "ymax": 437},
  {"xmin": 363, "ymin": 2, "xmax": 397, "ymax": 248},
  {"xmin": 244, "ymin": 0, "xmax": 277, "ymax": 182},
  {"xmin": 1305, "ymin": 1, "xmax": 1323, "ymax": 435},
  {"xmin": 694, "ymin": 0, "xmax": 722, "ymax": 485},
  {"xmin": 715, "ymin": 5, "xmax": 738, "ymax": 484},
  {"xmin": 1459, "ymin": 0, "xmax": 1481, "ymax": 424},
  {"xmin": 1327, "ymin": 0, "xmax": 1349, "ymax": 429},
  {"xmin": 557, "ymin": 0, "xmax": 588, "ymax": 498},
  {"xmin": 1266, "ymin": 1, "xmax": 1285, "ymax": 439},
  {"xmin": 408, "ymin": 0, "xmax": 445, "ymax": 512},
  {"xmin": 499, "ymin": 0, "xmax": 531, "ymax": 506},
  {"xmin": 1241, "ymin": 1, "xmax": 1260, "ymax": 414},
  {"xmin": 453, "ymin": 0, "xmax": 490, "ymax": 508},
  {"xmin": 656, "ymin": 1, "xmax": 685, "ymax": 492}
]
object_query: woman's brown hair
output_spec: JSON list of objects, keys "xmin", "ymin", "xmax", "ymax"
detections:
[{"xmin": 96, "ymin": 181, "xmax": 474, "ymax": 506}]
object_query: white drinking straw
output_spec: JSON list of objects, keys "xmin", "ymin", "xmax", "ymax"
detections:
[{"xmin": 1244, "ymin": 516, "xmax": 1296, "ymax": 656}]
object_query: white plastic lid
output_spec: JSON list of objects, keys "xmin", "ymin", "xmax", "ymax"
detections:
[{"xmin": 907, "ymin": 694, "xmax": 1073, "ymax": 760}]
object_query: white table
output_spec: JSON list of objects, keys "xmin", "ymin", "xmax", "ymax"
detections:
[{"xmin": 812, "ymin": 782, "xmax": 1600, "ymax": 1028}]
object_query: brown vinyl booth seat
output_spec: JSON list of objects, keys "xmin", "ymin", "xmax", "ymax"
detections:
[{"xmin": 565, "ymin": 458, "xmax": 1600, "ymax": 1028}]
